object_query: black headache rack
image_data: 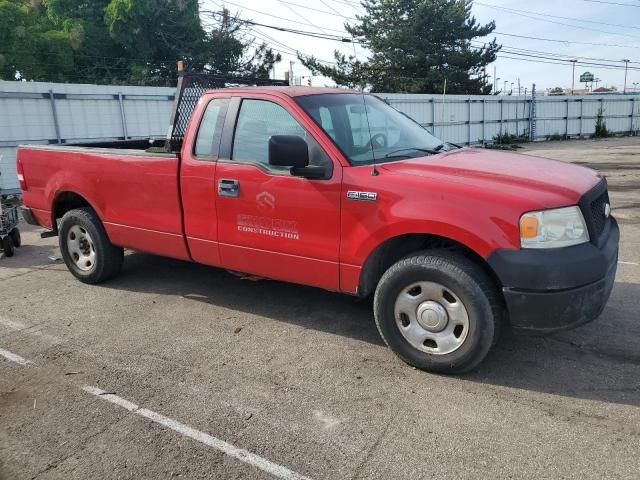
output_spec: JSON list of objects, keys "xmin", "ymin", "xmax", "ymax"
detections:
[{"xmin": 166, "ymin": 72, "xmax": 289, "ymax": 152}]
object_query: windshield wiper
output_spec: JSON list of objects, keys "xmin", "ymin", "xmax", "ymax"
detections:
[
  {"xmin": 433, "ymin": 142, "xmax": 462, "ymax": 151},
  {"xmin": 384, "ymin": 147, "xmax": 439, "ymax": 159}
]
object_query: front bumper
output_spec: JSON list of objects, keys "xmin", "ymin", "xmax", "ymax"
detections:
[{"xmin": 487, "ymin": 218, "xmax": 619, "ymax": 334}]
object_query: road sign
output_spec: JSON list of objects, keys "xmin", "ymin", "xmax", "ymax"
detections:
[{"xmin": 580, "ymin": 72, "xmax": 594, "ymax": 83}]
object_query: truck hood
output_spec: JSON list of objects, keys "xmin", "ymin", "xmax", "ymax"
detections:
[{"xmin": 380, "ymin": 147, "xmax": 601, "ymax": 207}]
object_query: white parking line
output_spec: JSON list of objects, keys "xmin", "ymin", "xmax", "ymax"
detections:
[
  {"xmin": 0, "ymin": 316, "xmax": 62, "ymax": 344},
  {"xmin": 81, "ymin": 386, "xmax": 313, "ymax": 480},
  {"xmin": 0, "ymin": 347, "xmax": 34, "ymax": 366},
  {"xmin": 618, "ymin": 261, "xmax": 639, "ymax": 266}
]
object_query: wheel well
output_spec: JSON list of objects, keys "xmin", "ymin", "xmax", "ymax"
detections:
[
  {"xmin": 52, "ymin": 192, "xmax": 91, "ymax": 230},
  {"xmin": 358, "ymin": 234, "xmax": 503, "ymax": 298}
]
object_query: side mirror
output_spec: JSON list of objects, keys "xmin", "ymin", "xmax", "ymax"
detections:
[{"xmin": 268, "ymin": 135, "xmax": 309, "ymax": 168}]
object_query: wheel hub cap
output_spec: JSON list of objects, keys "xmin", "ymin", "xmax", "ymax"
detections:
[
  {"xmin": 416, "ymin": 301, "xmax": 448, "ymax": 332},
  {"xmin": 67, "ymin": 225, "xmax": 96, "ymax": 272},
  {"xmin": 393, "ymin": 281, "xmax": 470, "ymax": 355}
]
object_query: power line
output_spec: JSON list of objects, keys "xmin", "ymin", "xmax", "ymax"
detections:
[
  {"xmin": 475, "ymin": 2, "xmax": 640, "ymax": 39},
  {"xmin": 277, "ymin": 0, "xmax": 357, "ymax": 20},
  {"xmin": 475, "ymin": 2, "xmax": 640, "ymax": 31},
  {"xmin": 205, "ymin": 10, "xmax": 365, "ymax": 43},
  {"xmin": 208, "ymin": 11, "xmax": 639, "ymax": 68},
  {"xmin": 583, "ymin": 0, "xmax": 640, "ymax": 6},
  {"xmin": 493, "ymin": 31, "xmax": 640, "ymax": 49},
  {"xmin": 211, "ymin": 0, "xmax": 349, "ymax": 34}
]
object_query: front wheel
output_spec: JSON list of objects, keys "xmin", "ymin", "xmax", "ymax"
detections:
[
  {"xmin": 374, "ymin": 251, "xmax": 500, "ymax": 374},
  {"xmin": 59, "ymin": 207, "xmax": 124, "ymax": 284}
]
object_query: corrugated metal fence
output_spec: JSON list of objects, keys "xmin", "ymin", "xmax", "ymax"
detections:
[
  {"xmin": 0, "ymin": 81, "xmax": 174, "ymax": 193},
  {"xmin": 1, "ymin": 80, "xmax": 639, "ymax": 193},
  {"xmin": 379, "ymin": 93, "xmax": 640, "ymax": 146}
]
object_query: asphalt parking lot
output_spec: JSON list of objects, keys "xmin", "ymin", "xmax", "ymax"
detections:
[{"xmin": 1, "ymin": 137, "xmax": 639, "ymax": 479}]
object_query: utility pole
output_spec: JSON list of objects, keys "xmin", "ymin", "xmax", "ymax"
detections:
[
  {"xmin": 570, "ymin": 59, "xmax": 577, "ymax": 95},
  {"xmin": 289, "ymin": 60, "xmax": 294, "ymax": 86},
  {"xmin": 517, "ymin": 78, "xmax": 521, "ymax": 96},
  {"xmin": 623, "ymin": 59, "xmax": 630, "ymax": 94},
  {"xmin": 594, "ymin": 78, "xmax": 601, "ymax": 90},
  {"xmin": 493, "ymin": 66, "xmax": 497, "ymax": 95}
]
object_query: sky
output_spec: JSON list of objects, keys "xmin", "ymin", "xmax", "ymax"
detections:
[{"xmin": 199, "ymin": 0, "xmax": 640, "ymax": 93}]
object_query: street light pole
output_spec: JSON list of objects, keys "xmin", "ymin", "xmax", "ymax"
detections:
[
  {"xmin": 503, "ymin": 80, "xmax": 508, "ymax": 95},
  {"xmin": 623, "ymin": 59, "xmax": 630, "ymax": 94},
  {"xmin": 570, "ymin": 59, "xmax": 577, "ymax": 95}
]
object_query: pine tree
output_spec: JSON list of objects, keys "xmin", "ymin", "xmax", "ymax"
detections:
[{"xmin": 299, "ymin": 0, "xmax": 500, "ymax": 94}]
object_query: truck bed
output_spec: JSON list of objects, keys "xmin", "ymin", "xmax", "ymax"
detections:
[{"xmin": 18, "ymin": 143, "xmax": 189, "ymax": 260}]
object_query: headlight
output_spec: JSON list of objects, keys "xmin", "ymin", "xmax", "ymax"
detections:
[{"xmin": 520, "ymin": 206, "xmax": 589, "ymax": 249}]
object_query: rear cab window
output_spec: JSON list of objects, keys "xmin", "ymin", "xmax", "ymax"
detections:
[{"xmin": 193, "ymin": 98, "xmax": 229, "ymax": 159}]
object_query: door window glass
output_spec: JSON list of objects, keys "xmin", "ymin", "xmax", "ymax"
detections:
[
  {"xmin": 232, "ymin": 99, "xmax": 306, "ymax": 164},
  {"xmin": 231, "ymin": 99, "xmax": 332, "ymax": 176}
]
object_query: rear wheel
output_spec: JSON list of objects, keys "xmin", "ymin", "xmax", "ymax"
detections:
[
  {"xmin": 59, "ymin": 207, "xmax": 124, "ymax": 284},
  {"xmin": 374, "ymin": 250, "xmax": 500, "ymax": 374},
  {"xmin": 2, "ymin": 235, "xmax": 14, "ymax": 257},
  {"xmin": 9, "ymin": 228, "xmax": 21, "ymax": 247}
]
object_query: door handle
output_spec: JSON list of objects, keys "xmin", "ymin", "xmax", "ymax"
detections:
[{"xmin": 218, "ymin": 178, "xmax": 240, "ymax": 197}]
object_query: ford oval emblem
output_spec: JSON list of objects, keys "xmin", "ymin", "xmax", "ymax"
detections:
[{"xmin": 604, "ymin": 203, "xmax": 611, "ymax": 219}]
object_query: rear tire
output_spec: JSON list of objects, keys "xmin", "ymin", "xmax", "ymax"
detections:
[
  {"xmin": 373, "ymin": 250, "xmax": 500, "ymax": 374},
  {"xmin": 2, "ymin": 236, "xmax": 14, "ymax": 257},
  {"xmin": 9, "ymin": 228, "xmax": 21, "ymax": 247},
  {"xmin": 59, "ymin": 207, "xmax": 124, "ymax": 284}
]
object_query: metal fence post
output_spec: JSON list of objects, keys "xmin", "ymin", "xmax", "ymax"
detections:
[
  {"xmin": 631, "ymin": 97, "xmax": 635, "ymax": 134},
  {"xmin": 48, "ymin": 90, "xmax": 62, "ymax": 144},
  {"xmin": 481, "ymin": 98, "xmax": 486, "ymax": 144},
  {"xmin": 529, "ymin": 83, "xmax": 536, "ymax": 141},
  {"xmin": 431, "ymin": 97, "xmax": 436, "ymax": 136},
  {"xmin": 565, "ymin": 97, "xmax": 570, "ymax": 138},
  {"xmin": 118, "ymin": 92, "xmax": 128, "ymax": 140},
  {"xmin": 467, "ymin": 98, "xmax": 471, "ymax": 145},
  {"xmin": 515, "ymin": 97, "xmax": 519, "ymax": 136},
  {"xmin": 579, "ymin": 98, "xmax": 584, "ymax": 138},
  {"xmin": 499, "ymin": 99, "xmax": 503, "ymax": 136}
]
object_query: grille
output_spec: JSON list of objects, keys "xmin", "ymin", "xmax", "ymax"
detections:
[
  {"xmin": 167, "ymin": 73, "xmax": 289, "ymax": 152},
  {"xmin": 588, "ymin": 189, "xmax": 610, "ymax": 239}
]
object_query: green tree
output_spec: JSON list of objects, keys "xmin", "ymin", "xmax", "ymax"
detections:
[
  {"xmin": 0, "ymin": 0, "xmax": 76, "ymax": 81},
  {"xmin": 299, "ymin": 0, "xmax": 500, "ymax": 94},
  {"xmin": 0, "ymin": 1, "xmax": 281, "ymax": 85}
]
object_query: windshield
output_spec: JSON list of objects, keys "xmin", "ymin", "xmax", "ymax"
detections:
[{"xmin": 295, "ymin": 93, "xmax": 448, "ymax": 165}]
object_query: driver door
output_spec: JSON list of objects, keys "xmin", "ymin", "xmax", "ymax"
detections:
[{"xmin": 215, "ymin": 95, "xmax": 343, "ymax": 290}]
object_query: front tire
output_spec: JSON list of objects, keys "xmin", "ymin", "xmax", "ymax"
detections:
[
  {"xmin": 374, "ymin": 251, "xmax": 500, "ymax": 374},
  {"xmin": 59, "ymin": 207, "xmax": 124, "ymax": 284}
]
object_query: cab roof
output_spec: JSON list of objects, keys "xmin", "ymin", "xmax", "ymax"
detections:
[{"xmin": 204, "ymin": 86, "xmax": 359, "ymax": 97}]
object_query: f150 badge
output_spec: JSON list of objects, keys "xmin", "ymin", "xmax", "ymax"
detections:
[{"xmin": 347, "ymin": 190, "xmax": 377, "ymax": 201}]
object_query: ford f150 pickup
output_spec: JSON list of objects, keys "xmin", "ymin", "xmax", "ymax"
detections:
[{"xmin": 17, "ymin": 81, "xmax": 619, "ymax": 373}]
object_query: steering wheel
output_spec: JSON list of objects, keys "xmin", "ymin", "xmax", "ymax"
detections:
[{"xmin": 369, "ymin": 133, "xmax": 388, "ymax": 149}]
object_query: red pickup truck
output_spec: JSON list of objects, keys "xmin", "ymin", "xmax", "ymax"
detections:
[{"xmin": 17, "ymin": 85, "xmax": 619, "ymax": 373}]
